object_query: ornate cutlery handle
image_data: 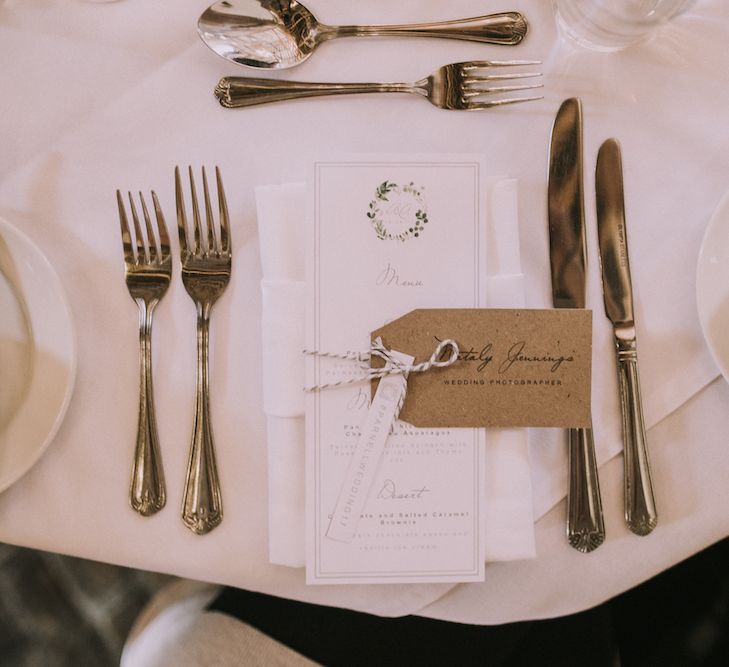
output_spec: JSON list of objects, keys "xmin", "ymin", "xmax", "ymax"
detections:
[
  {"xmin": 182, "ymin": 305, "xmax": 223, "ymax": 535},
  {"xmin": 215, "ymin": 77, "xmax": 413, "ymax": 108},
  {"xmin": 326, "ymin": 12, "xmax": 528, "ymax": 45},
  {"xmin": 616, "ymin": 337, "xmax": 657, "ymax": 535},
  {"xmin": 130, "ymin": 300, "xmax": 166, "ymax": 516},
  {"xmin": 567, "ymin": 427, "xmax": 605, "ymax": 553}
]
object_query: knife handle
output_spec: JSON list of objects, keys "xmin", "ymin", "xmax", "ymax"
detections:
[
  {"xmin": 616, "ymin": 337, "xmax": 657, "ymax": 535},
  {"xmin": 567, "ymin": 427, "xmax": 606, "ymax": 552}
]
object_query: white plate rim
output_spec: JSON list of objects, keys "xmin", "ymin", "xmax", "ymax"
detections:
[
  {"xmin": 0, "ymin": 217, "xmax": 76, "ymax": 492},
  {"xmin": 696, "ymin": 189, "xmax": 729, "ymax": 385}
]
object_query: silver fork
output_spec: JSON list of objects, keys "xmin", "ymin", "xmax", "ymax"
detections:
[
  {"xmin": 175, "ymin": 166, "xmax": 232, "ymax": 535},
  {"xmin": 214, "ymin": 60, "xmax": 543, "ymax": 110},
  {"xmin": 117, "ymin": 190, "xmax": 171, "ymax": 517}
]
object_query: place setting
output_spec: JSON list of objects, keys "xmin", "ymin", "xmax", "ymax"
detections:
[
  {"xmin": 2, "ymin": 0, "xmax": 729, "ymax": 630},
  {"xmin": 84, "ymin": 0, "xmax": 675, "ymax": 583},
  {"xmin": 188, "ymin": 1, "xmax": 667, "ymax": 579}
]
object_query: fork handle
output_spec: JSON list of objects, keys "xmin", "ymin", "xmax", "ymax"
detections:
[
  {"xmin": 130, "ymin": 300, "xmax": 166, "ymax": 516},
  {"xmin": 215, "ymin": 77, "xmax": 414, "ymax": 108},
  {"xmin": 182, "ymin": 304, "xmax": 223, "ymax": 535},
  {"xmin": 326, "ymin": 12, "xmax": 528, "ymax": 45},
  {"xmin": 566, "ymin": 426, "xmax": 606, "ymax": 553}
]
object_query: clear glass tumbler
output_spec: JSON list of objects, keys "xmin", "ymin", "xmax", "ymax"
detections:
[{"xmin": 554, "ymin": 0, "xmax": 695, "ymax": 51}]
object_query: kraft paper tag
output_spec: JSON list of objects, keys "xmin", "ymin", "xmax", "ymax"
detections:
[{"xmin": 371, "ymin": 308, "xmax": 592, "ymax": 428}]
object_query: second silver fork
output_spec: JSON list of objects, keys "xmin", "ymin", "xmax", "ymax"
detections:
[{"xmin": 176, "ymin": 166, "xmax": 232, "ymax": 535}]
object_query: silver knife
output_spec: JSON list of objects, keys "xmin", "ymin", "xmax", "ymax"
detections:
[
  {"xmin": 596, "ymin": 138, "xmax": 657, "ymax": 536},
  {"xmin": 548, "ymin": 97, "xmax": 606, "ymax": 553}
]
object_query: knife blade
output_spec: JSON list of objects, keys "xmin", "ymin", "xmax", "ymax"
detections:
[
  {"xmin": 596, "ymin": 137, "xmax": 657, "ymax": 536},
  {"xmin": 548, "ymin": 98, "xmax": 605, "ymax": 553}
]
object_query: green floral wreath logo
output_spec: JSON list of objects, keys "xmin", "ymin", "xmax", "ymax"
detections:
[{"xmin": 366, "ymin": 181, "xmax": 428, "ymax": 241}]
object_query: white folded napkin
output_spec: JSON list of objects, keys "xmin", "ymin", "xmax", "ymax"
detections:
[
  {"xmin": 257, "ymin": 178, "xmax": 536, "ymax": 567},
  {"xmin": 257, "ymin": 183, "xmax": 307, "ymax": 568},
  {"xmin": 482, "ymin": 179, "xmax": 536, "ymax": 561}
]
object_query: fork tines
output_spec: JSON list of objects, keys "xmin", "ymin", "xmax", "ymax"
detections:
[
  {"xmin": 175, "ymin": 166, "xmax": 231, "ymax": 259},
  {"xmin": 459, "ymin": 60, "xmax": 543, "ymax": 109},
  {"xmin": 117, "ymin": 189, "xmax": 171, "ymax": 265}
]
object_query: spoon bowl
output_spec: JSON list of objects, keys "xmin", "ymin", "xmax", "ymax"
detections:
[{"xmin": 198, "ymin": 0, "xmax": 528, "ymax": 70}]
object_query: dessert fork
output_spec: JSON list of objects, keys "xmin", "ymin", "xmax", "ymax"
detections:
[
  {"xmin": 215, "ymin": 60, "xmax": 543, "ymax": 110},
  {"xmin": 176, "ymin": 166, "xmax": 232, "ymax": 535},
  {"xmin": 117, "ymin": 190, "xmax": 171, "ymax": 517}
]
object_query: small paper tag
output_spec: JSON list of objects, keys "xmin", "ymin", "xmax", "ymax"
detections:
[
  {"xmin": 325, "ymin": 348, "xmax": 415, "ymax": 543},
  {"xmin": 372, "ymin": 308, "xmax": 592, "ymax": 428}
]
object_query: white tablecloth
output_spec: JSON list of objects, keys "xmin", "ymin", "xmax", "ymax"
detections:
[{"xmin": 1, "ymin": 0, "xmax": 729, "ymax": 623}]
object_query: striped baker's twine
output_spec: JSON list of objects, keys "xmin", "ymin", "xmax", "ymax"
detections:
[
  {"xmin": 303, "ymin": 337, "xmax": 460, "ymax": 393},
  {"xmin": 305, "ymin": 338, "xmax": 459, "ymax": 426}
]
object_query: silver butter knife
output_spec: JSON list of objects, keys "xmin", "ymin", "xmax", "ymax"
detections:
[
  {"xmin": 548, "ymin": 98, "xmax": 606, "ymax": 553},
  {"xmin": 596, "ymin": 138, "xmax": 657, "ymax": 536}
]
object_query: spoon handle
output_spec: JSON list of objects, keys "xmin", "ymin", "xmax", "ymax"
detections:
[
  {"xmin": 215, "ymin": 77, "xmax": 414, "ymax": 108},
  {"xmin": 327, "ymin": 12, "xmax": 528, "ymax": 45}
]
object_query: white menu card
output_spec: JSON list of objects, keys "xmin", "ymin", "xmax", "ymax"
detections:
[{"xmin": 306, "ymin": 157, "xmax": 488, "ymax": 584}]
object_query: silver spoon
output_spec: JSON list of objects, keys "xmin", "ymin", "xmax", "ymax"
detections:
[{"xmin": 198, "ymin": 0, "xmax": 529, "ymax": 70}]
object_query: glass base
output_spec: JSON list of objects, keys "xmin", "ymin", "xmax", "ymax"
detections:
[{"xmin": 554, "ymin": 5, "xmax": 652, "ymax": 52}]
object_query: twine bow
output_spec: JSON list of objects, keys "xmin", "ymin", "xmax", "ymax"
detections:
[{"xmin": 305, "ymin": 337, "xmax": 459, "ymax": 422}]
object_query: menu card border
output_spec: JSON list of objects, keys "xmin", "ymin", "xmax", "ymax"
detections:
[{"xmin": 310, "ymin": 158, "xmax": 484, "ymax": 581}]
